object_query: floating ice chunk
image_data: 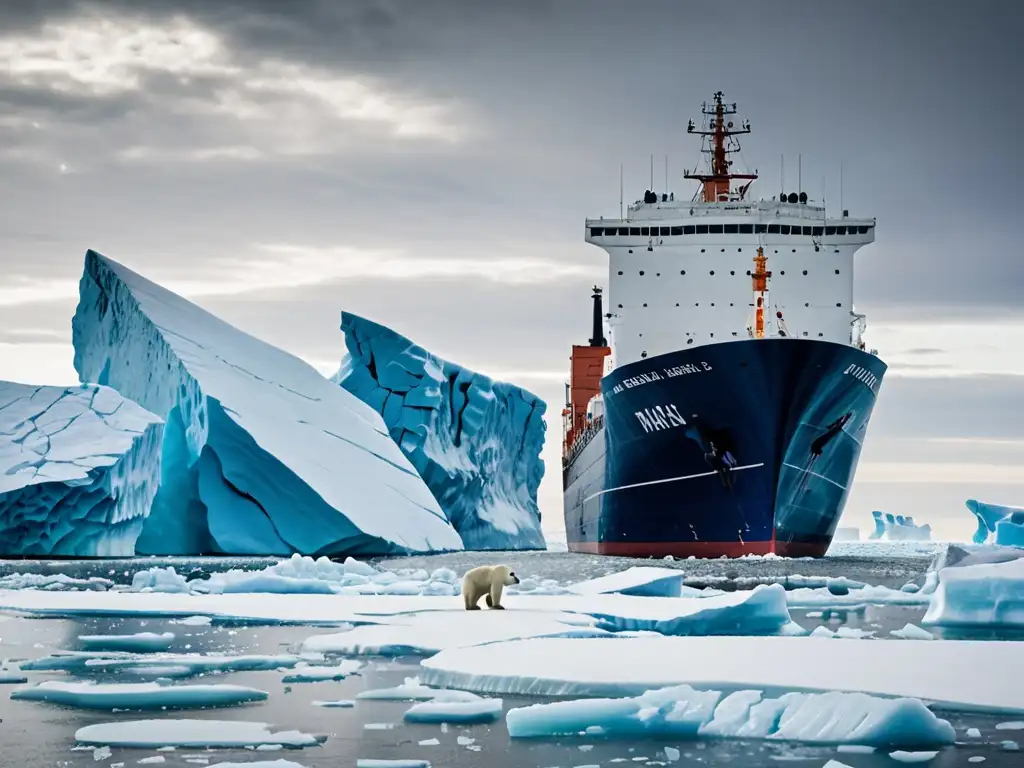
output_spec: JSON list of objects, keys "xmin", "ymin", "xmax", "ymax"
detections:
[
  {"xmin": 0, "ymin": 671, "xmax": 28, "ymax": 684},
  {"xmin": 356, "ymin": 677, "xmax": 480, "ymax": 702},
  {"xmin": 312, "ymin": 700, "xmax": 355, "ymax": 708},
  {"xmin": 967, "ymin": 728, "xmax": 982, "ymax": 738},
  {"xmin": 339, "ymin": 312, "xmax": 546, "ymax": 551},
  {"xmin": 356, "ymin": 761, "xmax": 430, "ymax": 768},
  {"xmin": 280, "ymin": 660, "xmax": 362, "ymax": 682},
  {"xmin": 663, "ymin": 746, "xmax": 680, "ymax": 762},
  {"xmin": 888, "ymin": 751, "xmax": 939, "ymax": 763},
  {"xmin": 890, "ymin": 624, "xmax": 935, "ymax": 640},
  {"xmin": 418, "ymin": 738, "xmax": 440, "ymax": 746},
  {"xmin": 137, "ymin": 758, "xmax": 166, "ymax": 765},
  {"xmin": 0, "ymin": 572, "xmax": 113, "ymax": 591},
  {"xmin": 19, "ymin": 650, "xmax": 136, "ymax": 671},
  {"xmin": 75, "ymin": 719, "xmax": 322, "ymax": 749},
  {"xmin": 11, "ymin": 680, "xmax": 268, "ymax": 710},
  {"xmin": 922, "ymin": 558, "xmax": 1024, "ymax": 628},
  {"xmin": 421, "ymin": 636, "xmax": 1024, "ymax": 713},
  {"xmin": 966, "ymin": 499, "xmax": 1023, "ymax": 544},
  {"xmin": 997, "ymin": 721, "xmax": 1024, "ymax": 730},
  {"xmin": 787, "ymin": 584, "xmax": 929, "ymax": 609},
  {"xmin": 869, "ymin": 511, "xmax": 932, "ymax": 542},
  {"xmin": 81, "ymin": 653, "xmax": 307, "ymax": 677},
  {"xmin": 206, "ymin": 762, "xmax": 308, "ymax": 768},
  {"xmin": 1002, "ymin": 740, "xmax": 1020, "ymax": 750},
  {"xmin": 506, "ymin": 686, "xmax": 954, "ymax": 747},
  {"xmin": 79, "ymin": 632, "xmax": 175, "ymax": 652},
  {"xmin": 130, "ymin": 567, "xmax": 191, "ymax": 594},
  {"xmin": 404, "ymin": 698, "xmax": 503, "ymax": 724},
  {"xmin": 72, "ymin": 250, "xmax": 462, "ymax": 556},
  {"xmin": 567, "ymin": 567, "xmax": 690, "ymax": 598},
  {"xmin": 0, "ymin": 382, "xmax": 164, "ymax": 556},
  {"xmin": 996, "ymin": 512, "xmax": 1024, "ymax": 548}
]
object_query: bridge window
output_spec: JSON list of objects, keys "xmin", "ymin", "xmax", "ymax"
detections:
[
  {"xmin": 826, "ymin": 226, "xmax": 836, "ymax": 236},
  {"xmin": 684, "ymin": 225, "xmax": 695, "ymax": 235},
  {"xmin": 660, "ymin": 226, "xmax": 671, "ymax": 236},
  {"xmin": 768, "ymin": 225, "xmax": 780, "ymax": 234},
  {"xmin": 709, "ymin": 224, "xmax": 724, "ymax": 234},
  {"xmin": 755, "ymin": 224, "xmax": 767, "ymax": 233},
  {"xmin": 696, "ymin": 225, "xmax": 709, "ymax": 234},
  {"xmin": 812, "ymin": 226, "xmax": 823, "ymax": 236},
  {"xmin": 803, "ymin": 226, "xmax": 812, "ymax": 235},
  {"xmin": 590, "ymin": 227, "xmax": 603, "ymax": 236},
  {"xmin": 671, "ymin": 226, "xmax": 683, "ymax": 236},
  {"xmin": 859, "ymin": 225, "xmax": 871, "ymax": 234},
  {"xmin": 724, "ymin": 224, "xmax": 738, "ymax": 234},
  {"xmin": 641, "ymin": 227, "xmax": 650, "ymax": 236},
  {"xmin": 629, "ymin": 227, "xmax": 641, "ymax": 235},
  {"xmin": 835, "ymin": 226, "xmax": 847, "ymax": 235},
  {"xmin": 739, "ymin": 224, "xmax": 753, "ymax": 234}
]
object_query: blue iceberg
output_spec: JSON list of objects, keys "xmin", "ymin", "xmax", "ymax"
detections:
[
  {"xmin": 868, "ymin": 511, "xmax": 931, "ymax": 541},
  {"xmin": 0, "ymin": 382, "xmax": 163, "ymax": 556},
  {"xmin": 72, "ymin": 250, "xmax": 463, "ymax": 556},
  {"xmin": 337, "ymin": 312, "xmax": 546, "ymax": 550},
  {"xmin": 966, "ymin": 499, "xmax": 1024, "ymax": 545}
]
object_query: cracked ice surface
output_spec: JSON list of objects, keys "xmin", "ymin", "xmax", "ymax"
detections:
[
  {"xmin": 72, "ymin": 251, "xmax": 463, "ymax": 556},
  {"xmin": 0, "ymin": 382, "xmax": 163, "ymax": 556},
  {"xmin": 337, "ymin": 312, "xmax": 546, "ymax": 550}
]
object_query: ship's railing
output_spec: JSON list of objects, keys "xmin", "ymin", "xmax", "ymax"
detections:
[{"xmin": 563, "ymin": 414, "xmax": 604, "ymax": 468}]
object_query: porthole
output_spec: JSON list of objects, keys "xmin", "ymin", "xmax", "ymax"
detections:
[
  {"xmin": 774, "ymin": 249, "xmax": 778, "ymax": 253},
  {"xmin": 710, "ymin": 270, "xmax": 715, "ymax": 275},
  {"xmin": 686, "ymin": 339, "xmax": 694, "ymax": 345},
  {"xmin": 641, "ymin": 351, "xmax": 648, "ymax": 358},
  {"xmin": 746, "ymin": 270, "xmax": 751, "ymax": 275},
  {"xmin": 639, "ymin": 270, "xmax": 645, "ymax": 275},
  {"xmin": 738, "ymin": 248, "xmax": 743, "ymax": 252},
  {"xmin": 729, "ymin": 302, "xmax": 734, "ymax": 306},
  {"xmin": 802, "ymin": 331, "xmax": 808, "ymax": 337},
  {"xmin": 680, "ymin": 269, "xmax": 686, "ymax": 275},
  {"xmin": 695, "ymin": 302, "xmax": 700, "ymax": 307},
  {"xmin": 730, "ymin": 270, "xmax": 735, "ymax": 275},
  {"xmin": 792, "ymin": 249, "xmax": 796, "ymax": 253},
  {"xmin": 834, "ymin": 249, "xmax": 840, "ymax": 253},
  {"xmin": 720, "ymin": 248, "xmax": 725, "ymax": 252},
  {"xmin": 835, "ymin": 302, "xmax": 841, "ymax": 307},
  {"xmin": 711, "ymin": 302, "xmax": 715, "ymax": 306},
  {"xmin": 643, "ymin": 303, "xmax": 648, "ymax": 307},
  {"xmin": 780, "ymin": 270, "xmax": 786, "ymax": 275},
  {"xmin": 618, "ymin": 303, "xmax": 623, "ymax": 308},
  {"xmin": 701, "ymin": 249, "xmax": 706, "ymax": 253},
  {"xmin": 617, "ymin": 270, "xmax": 623, "ymax": 275},
  {"xmin": 835, "ymin": 269, "xmax": 840, "ymax": 274},
  {"xmin": 731, "ymin": 332, "xmax": 738, "ymax": 336},
  {"xmin": 628, "ymin": 249, "xmax": 633, "ymax": 254},
  {"xmin": 804, "ymin": 302, "xmax": 809, "ymax": 307},
  {"xmin": 675, "ymin": 302, "xmax": 680, "ymax": 307},
  {"xmin": 710, "ymin": 333, "xmax": 715, "ymax": 337},
  {"xmin": 818, "ymin": 333, "xmax": 824, "ymax": 337},
  {"xmin": 802, "ymin": 270, "xmax": 808, "ymax": 275},
  {"xmin": 656, "ymin": 272, "xmax": 661, "ymax": 277}
]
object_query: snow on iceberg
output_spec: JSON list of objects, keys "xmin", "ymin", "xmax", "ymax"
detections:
[
  {"xmin": 868, "ymin": 511, "xmax": 932, "ymax": 542},
  {"xmin": 966, "ymin": 499, "xmax": 1024, "ymax": 545},
  {"xmin": 505, "ymin": 686, "xmax": 955, "ymax": 748},
  {"xmin": 922, "ymin": 557, "xmax": 1024, "ymax": 629},
  {"xmin": 10, "ymin": 680, "xmax": 268, "ymax": 710},
  {"xmin": 337, "ymin": 312, "xmax": 546, "ymax": 550},
  {"xmin": 0, "ymin": 382, "xmax": 163, "ymax": 556},
  {"xmin": 566, "ymin": 566, "xmax": 690, "ymax": 598},
  {"xmin": 419, "ymin": 636, "xmax": 1023, "ymax": 713},
  {"xmin": 72, "ymin": 250, "xmax": 462, "ymax": 557},
  {"xmin": 74, "ymin": 719, "xmax": 322, "ymax": 749}
]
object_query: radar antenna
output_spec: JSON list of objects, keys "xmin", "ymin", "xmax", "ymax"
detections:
[{"xmin": 684, "ymin": 91, "xmax": 759, "ymax": 203}]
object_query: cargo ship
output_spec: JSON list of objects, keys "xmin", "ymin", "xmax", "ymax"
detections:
[{"xmin": 561, "ymin": 91, "xmax": 886, "ymax": 558}]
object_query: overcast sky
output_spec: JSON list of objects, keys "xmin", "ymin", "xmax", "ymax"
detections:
[{"xmin": 2, "ymin": 0, "xmax": 1022, "ymax": 542}]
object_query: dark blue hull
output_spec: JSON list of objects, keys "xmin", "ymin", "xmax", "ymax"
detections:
[{"xmin": 563, "ymin": 338, "xmax": 887, "ymax": 558}]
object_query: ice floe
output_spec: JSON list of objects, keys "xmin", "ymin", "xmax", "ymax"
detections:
[
  {"xmin": 10, "ymin": 680, "xmax": 268, "ymax": 710},
  {"xmin": 566, "ymin": 566, "xmax": 694, "ymax": 598},
  {"xmin": 403, "ymin": 698, "xmax": 503, "ymax": 724},
  {"xmin": 279, "ymin": 660, "xmax": 363, "ymax": 682},
  {"xmin": 356, "ymin": 678, "xmax": 480, "ymax": 702},
  {"xmin": 356, "ymin": 761, "xmax": 430, "ymax": 768},
  {"xmin": 74, "ymin": 719, "xmax": 323, "ymax": 749},
  {"xmin": 890, "ymin": 623, "xmax": 936, "ymax": 640},
  {"xmin": 505, "ymin": 686, "xmax": 954, "ymax": 748},
  {"xmin": 419, "ymin": 635, "xmax": 1023, "ymax": 713},
  {"xmin": 923, "ymin": 557, "xmax": 1024, "ymax": 628}
]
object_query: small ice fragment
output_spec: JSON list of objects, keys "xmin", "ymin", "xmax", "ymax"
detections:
[
  {"xmin": 137, "ymin": 759, "xmax": 166, "ymax": 765},
  {"xmin": 836, "ymin": 745, "xmax": 875, "ymax": 753},
  {"xmin": 313, "ymin": 700, "xmax": 355, "ymax": 708},
  {"xmin": 968, "ymin": 758, "xmax": 985, "ymax": 763},
  {"xmin": 403, "ymin": 698, "xmax": 503, "ymax": 724},
  {"xmin": 418, "ymin": 739, "xmax": 440, "ymax": 746},
  {"xmin": 967, "ymin": 728, "xmax": 982, "ymax": 738},
  {"xmin": 889, "ymin": 623, "xmax": 935, "ymax": 640},
  {"xmin": 456, "ymin": 736, "xmax": 474, "ymax": 746},
  {"xmin": 364, "ymin": 723, "xmax": 394, "ymax": 730},
  {"xmin": 888, "ymin": 751, "xmax": 939, "ymax": 763},
  {"xmin": 664, "ymin": 746, "xmax": 680, "ymax": 762},
  {"xmin": 996, "ymin": 721, "xmax": 1024, "ymax": 730},
  {"xmin": 1002, "ymin": 741, "xmax": 1020, "ymax": 751},
  {"xmin": 356, "ymin": 761, "xmax": 430, "ymax": 768},
  {"xmin": 579, "ymin": 744, "xmax": 594, "ymax": 752}
]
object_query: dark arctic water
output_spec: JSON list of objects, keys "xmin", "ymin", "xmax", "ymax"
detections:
[{"xmin": 1, "ymin": 550, "xmax": 1022, "ymax": 768}]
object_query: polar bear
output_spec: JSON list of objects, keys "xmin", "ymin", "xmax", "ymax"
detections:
[{"xmin": 462, "ymin": 564, "xmax": 520, "ymax": 610}]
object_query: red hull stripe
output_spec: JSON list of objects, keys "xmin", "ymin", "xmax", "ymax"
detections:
[{"xmin": 567, "ymin": 540, "xmax": 829, "ymax": 559}]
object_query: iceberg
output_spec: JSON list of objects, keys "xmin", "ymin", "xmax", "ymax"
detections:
[
  {"xmin": 966, "ymin": 499, "xmax": 1023, "ymax": 545},
  {"xmin": 868, "ymin": 511, "xmax": 932, "ymax": 542},
  {"xmin": 996, "ymin": 512, "xmax": 1024, "ymax": 548},
  {"xmin": 505, "ymin": 686, "xmax": 955, "ymax": 748},
  {"xmin": 336, "ymin": 312, "xmax": 546, "ymax": 550},
  {"xmin": 74, "ymin": 719, "xmax": 322, "ymax": 749},
  {"xmin": 72, "ymin": 250, "xmax": 463, "ymax": 556},
  {"xmin": 922, "ymin": 557, "xmax": 1024, "ymax": 629},
  {"xmin": 10, "ymin": 680, "xmax": 268, "ymax": 711},
  {"xmin": 0, "ymin": 381, "xmax": 163, "ymax": 556}
]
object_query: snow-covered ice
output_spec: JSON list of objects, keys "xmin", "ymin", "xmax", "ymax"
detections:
[
  {"xmin": 338, "ymin": 312, "xmax": 546, "ymax": 551},
  {"xmin": 566, "ymin": 566, "xmax": 692, "ymax": 598},
  {"xmin": 279, "ymin": 660, "xmax": 363, "ymax": 682},
  {"xmin": 72, "ymin": 250, "xmax": 462, "ymax": 556},
  {"xmin": 505, "ymin": 686, "xmax": 955, "ymax": 748},
  {"xmin": 74, "ymin": 720, "xmax": 322, "ymax": 749},
  {"xmin": 922, "ymin": 557, "xmax": 1024, "ymax": 628},
  {"xmin": 420, "ymin": 635, "xmax": 1023, "ymax": 713},
  {"xmin": 0, "ymin": 671, "xmax": 28, "ymax": 684},
  {"xmin": 403, "ymin": 698, "xmax": 504, "ymax": 724},
  {"xmin": 0, "ymin": 382, "xmax": 163, "ymax": 556},
  {"xmin": 890, "ymin": 623, "xmax": 935, "ymax": 640},
  {"xmin": 78, "ymin": 631, "xmax": 175, "ymax": 652},
  {"xmin": 10, "ymin": 680, "xmax": 268, "ymax": 710},
  {"xmin": 311, "ymin": 699, "xmax": 355, "ymax": 708}
]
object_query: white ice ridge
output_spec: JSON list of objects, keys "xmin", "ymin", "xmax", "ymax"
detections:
[
  {"xmin": 923, "ymin": 557, "xmax": 1024, "ymax": 629},
  {"xmin": 78, "ymin": 631, "xmax": 174, "ymax": 652},
  {"xmin": 74, "ymin": 719, "xmax": 322, "ymax": 749},
  {"xmin": 10, "ymin": 680, "xmax": 268, "ymax": 710},
  {"xmin": 0, "ymin": 382, "xmax": 163, "ymax": 556},
  {"xmin": 71, "ymin": 250, "xmax": 463, "ymax": 556},
  {"xmin": 505, "ymin": 686, "xmax": 955, "ymax": 748},
  {"xmin": 419, "ymin": 636, "xmax": 1024, "ymax": 714}
]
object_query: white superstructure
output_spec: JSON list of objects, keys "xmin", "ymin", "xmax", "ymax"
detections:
[{"xmin": 584, "ymin": 92, "xmax": 876, "ymax": 369}]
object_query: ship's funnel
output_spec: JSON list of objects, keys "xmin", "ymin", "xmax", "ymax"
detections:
[{"xmin": 589, "ymin": 286, "xmax": 607, "ymax": 347}]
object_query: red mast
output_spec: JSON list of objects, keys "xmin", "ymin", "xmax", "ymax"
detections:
[{"xmin": 683, "ymin": 91, "xmax": 758, "ymax": 203}]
